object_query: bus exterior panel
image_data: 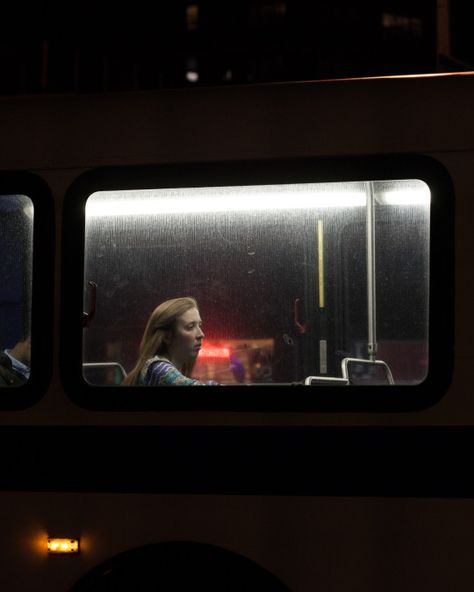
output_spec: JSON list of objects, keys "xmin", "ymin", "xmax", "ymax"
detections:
[{"xmin": 0, "ymin": 74, "xmax": 473, "ymax": 591}]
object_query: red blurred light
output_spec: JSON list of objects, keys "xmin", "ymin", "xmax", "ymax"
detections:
[{"xmin": 199, "ymin": 347, "xmax": 230, "ymax": 359}]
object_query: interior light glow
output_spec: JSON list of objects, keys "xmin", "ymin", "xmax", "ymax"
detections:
[
  {"xmin": 47, "ymin": 538, "xmax": 80, "ymax": 554},
  {"xmin": 377, "ymin": 188, "xmax": 430, "ymax": 205},
  {"xmin": 186, "ymin": 71, "xmax": 199, "ymax": 83},
  {"xmin": 86, "ymin": 180, "xmax": 430, "ymax": 218}
]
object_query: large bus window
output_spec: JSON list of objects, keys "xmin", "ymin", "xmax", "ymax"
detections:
[
  {"xmin": 82, "ymin": 179, "xmax": 430, "ymax": 387},
  {"xmin": 0, "ymin": 195, "xmax": 33, "ymax": 387}
]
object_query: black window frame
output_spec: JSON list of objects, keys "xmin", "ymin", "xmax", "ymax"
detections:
[
  {"xmin": 61, "ymin": 154, "xmax": 454, "ymax": 412},
  {"xmin": 0, "ymin": 172, "xmax": 54, "ymax": 409}
]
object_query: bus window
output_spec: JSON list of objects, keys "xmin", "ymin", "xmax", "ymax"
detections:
[
  {"xmin": 82, "ymin": 179, "xmax": 430, "ymax": 387},
  {"xmin": 0, "ymin": 195, "xmax": 33, "ymax": 387}
]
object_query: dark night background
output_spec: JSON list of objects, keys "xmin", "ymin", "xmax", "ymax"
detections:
[{"xmin": 0, "ymin": 1, "xmax": 472, "ymax": 96}]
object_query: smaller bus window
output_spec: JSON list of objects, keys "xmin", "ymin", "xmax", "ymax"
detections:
[
  {"xmin": 0, "ymin": 195, "xmax": 33, "ymax": 387},
  {"xmin": 82, "ymin": 179, "xmax": 430, "ymax": 389}
]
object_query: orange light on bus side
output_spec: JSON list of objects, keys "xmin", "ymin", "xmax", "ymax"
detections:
[{"xmin": 47, "ymin": 538, "xmax": 80, "ymax": 554}]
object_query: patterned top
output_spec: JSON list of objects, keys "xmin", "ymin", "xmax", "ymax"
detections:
[
  {"xmin": 4, "ymin": 350, "xmax": 30, "ymax": 380},
  {"xmin": 138, "ymin": 356, "xmax": 218, "ymax": 386}
]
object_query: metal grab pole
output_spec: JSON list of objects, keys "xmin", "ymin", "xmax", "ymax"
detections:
[{"xmin": 366, "ymin": 182, "xmax": 377, "ymax": 361}]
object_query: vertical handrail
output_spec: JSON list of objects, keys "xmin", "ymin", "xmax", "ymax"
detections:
[
  {"xmin": 366, "ymin": 182, "xmax": 377, "ymax": 361},
  {"xmin": 318, "ymin": 220, "xmax": 325, "ymax": 309}
]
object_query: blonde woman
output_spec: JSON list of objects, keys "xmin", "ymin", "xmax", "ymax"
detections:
[{"xmin": 123, "ymin": 297, "xmax": 218, "ymax": 386}]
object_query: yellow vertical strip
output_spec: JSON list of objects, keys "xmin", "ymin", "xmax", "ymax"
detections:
[{"xmin": 318, "ymin": 220, "xmax": 324, "ymax": 308}]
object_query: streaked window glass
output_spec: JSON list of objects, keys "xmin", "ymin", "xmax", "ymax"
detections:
[
  {"xmin": 83, "ymin": 180, "xmax": 430, "ymax": 386},
  {"xmin": 0, "ymin": 195, "xmax": 33, "ymax": 387}
]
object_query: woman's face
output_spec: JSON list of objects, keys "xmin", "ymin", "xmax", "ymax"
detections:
[{"xmin": 167, "ymin": 307, "xmax": 204, "ymax": 366}]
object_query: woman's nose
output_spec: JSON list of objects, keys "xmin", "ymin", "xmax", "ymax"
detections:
[{"xmin": 197, "ymin": 327, "xmax": 204, "ymax": 338}]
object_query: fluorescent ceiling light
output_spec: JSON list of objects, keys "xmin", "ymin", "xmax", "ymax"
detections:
[
  {"xmin": 86, "ymin": 181, "xmax": 430, "ymax": 218},
  {"xmin": 377, "ymin": 187, "xmax": 431, "ymax": 205}
]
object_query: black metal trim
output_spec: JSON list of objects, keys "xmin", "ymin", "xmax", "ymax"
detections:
[
  {"xmin": 0, "ymin": 172, "xmax": 54, "ymax": 409},
  {"xmin": 61, "ymin": 154, "xmax": 454, "ymax": 412},
  {"xmin": 0, "ymin": 426, "xmax": 472, "ymax": 497}
]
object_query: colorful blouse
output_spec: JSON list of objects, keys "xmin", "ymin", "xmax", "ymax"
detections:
[{"xmin": 138, "ymin": 356, "xmax": 218, "ymax": 386}]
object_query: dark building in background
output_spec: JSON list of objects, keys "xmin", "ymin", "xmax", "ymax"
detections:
[
  {"xmin": 0, "ymin": 1, "xmax": 470, "ymax": 96},
  {"xmin": 449, "ymin": 0, "xmax": 474, "ymax": 68}
]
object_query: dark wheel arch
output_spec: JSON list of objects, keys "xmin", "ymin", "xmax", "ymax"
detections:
[{"xmin": 70, "ymin": 540, "xmax": 291, "ymax": 591}]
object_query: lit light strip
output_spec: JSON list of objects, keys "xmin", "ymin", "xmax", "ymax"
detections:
[
  {"xmin": 47, "ymin": 538, "xmax": 80, "ymax": 554},
  {"xmin": 86, "ymin": 184, "xmax": 367, "ymax": 217},
  {"xmin": 85, "ymin": 181, "xmax": 430, "ymax": 218}
]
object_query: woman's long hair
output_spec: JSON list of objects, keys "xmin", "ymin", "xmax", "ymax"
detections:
[{"xmin": 122, "ymin": 297, "xmax": 198, "ymax": 385}]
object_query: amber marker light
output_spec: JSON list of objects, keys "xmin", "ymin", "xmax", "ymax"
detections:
[{"xmin": 47, "ymin": 538, "xmax": 80, "ymax": 554}]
